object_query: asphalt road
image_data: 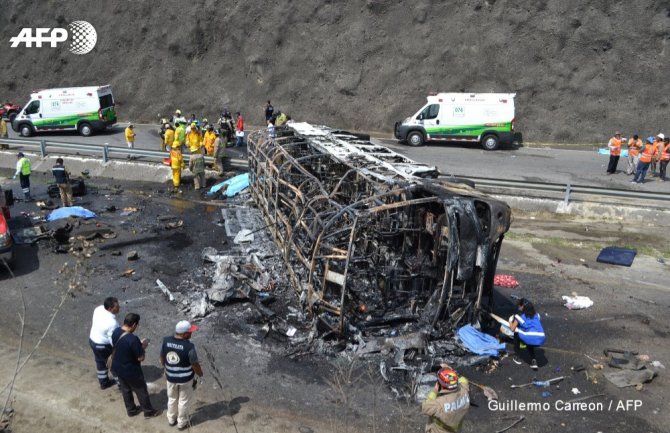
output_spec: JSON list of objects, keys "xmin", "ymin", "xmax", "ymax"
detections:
[{"xmin": 5, "ymin": 123, "xmax": 669, "ymax": 193}]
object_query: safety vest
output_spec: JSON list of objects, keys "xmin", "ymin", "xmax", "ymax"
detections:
[
  {"xmin": 639, "ymin": 144, "xmax": 657, "ymax": 163},
  {"xmin": 608, "ymin": 137, "xmax": 622, "ymax": 156},
  {"xmin": 515, "ymin": 313, "xmax": 546, "ymax": 346},
  {"xmin": 161, "ymin": 336, "xmax": 195, "ymax": 384},
  {"xmin": 175, "ymin": 125, "xmax": 185, "ymax": 144},
  {"xmin": 628, "ymin": 139, "xmax": 642, "ymax": 157},
  {"xmin": 661, "ymin": 143, "xmax": 670, "ymax": 161},
  {"xmin": 19, "ymin": 157, "xmax": 31, "ymax": 175}
]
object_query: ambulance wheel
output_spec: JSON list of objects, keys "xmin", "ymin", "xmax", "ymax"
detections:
[
  {"xmin": 407, "ymin": 131, "xmax": 424, "ymax": 147},
  {"xmin": 78, "ymin": 122, "xmax": 93, "ymax": 137},
  {"xmin": 482, "ymin": 134, "xmax": 499, "ymax": 151},
  {"xmin": 19, "ymin": 123, "xmax": 33, "ymax": 137}
]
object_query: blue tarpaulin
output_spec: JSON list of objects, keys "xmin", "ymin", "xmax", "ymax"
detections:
[
  {"xmin": 597, "ymin": 246, "xmax": 637, "ymax": 267},
  {"xmin": 457, "ymin": 324, "xmax": 506, "ymax": 357},
  {"xmin": 47, "ymin": 206, "xmax": 97, "ymax": 221},
  {"xmin": 598, "ymin": 148, "xmax": 629, "ymax": 157},
  {"xmin": 207, "ymin": 173, "xmax": 250, "ymax": 198}
]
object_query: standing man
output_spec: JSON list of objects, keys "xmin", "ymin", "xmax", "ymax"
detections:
[
  {"xmin": 659, "ymin": 137, "xmax": 670, "ymax": 181},
  {"xmin": 163, "ymin": 124, "xmax": 174, "ymax": 152},
  {"xmin": 265, "ymin": 100, "xmax": 274, "ymax": 121},
  {"xmin": 13, "ymin": 152, "xmax": 31, "ymax": 201},
  {"xmin": 626, "ymin": 134, "xmax": 643, "ymax": 175},
  {"xmin": 189, "ymin": 147, "xmax": 206, "ymax": 190},
  {"xmin": 175, "ymin": 121, "xmax": 186, "ymax": 152},
  {"xmin": 186, "ymin": 122, "xmax": 202, "ymax": 154},
  {"xmin": 421, "ymin": 366, "xmax": 470, "ymax": 433},
  {"xmin": 88, "ymin": 297, "xmax": 120, "ymax": 389},
  {"xmin": 0, "ymin": 116, "xmax": 8, "ymax": 149},
  {"xmin": 235, "ymin": 112, "xmax": 245, "ymax": 147},
  {"xmin": 212, "ymin": 130, "xmax": 225, "ymax": 176},
  {"xmin": 202, "ymin": 125, "xmax": 216, "ymax": 156},
  {"xmin": 125, "ymin": 123, "xmax": 136, "ymax": 149},
  {"xmin": 111, "ymin": 313, "xmax": 160, "ymax": 418},
  {"xmin": 651, "ymin": 133, "xmax": 665, "ymax": 177},
  {"xmin": 51, "ymin": 158, "xmax": 74, "ymax": 207},
  {"xmin": 632, "ymin": 137, "xmax": 659, "ymax": 184},
  {"xmin": 170, "ymin": 141, "xmax": 184, "ymax": 193},
  {"xmin": 160, "ymin": 320, "xmax": 203, "ymax": 430},
  {"xmin": 606, "ymin": 131, "xmax": 622, "ymax": 174}
]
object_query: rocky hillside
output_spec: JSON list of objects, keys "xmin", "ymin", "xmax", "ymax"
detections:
[{"xmin": 1, "ymin": 0, "xmax": 669, "ymax": 142}]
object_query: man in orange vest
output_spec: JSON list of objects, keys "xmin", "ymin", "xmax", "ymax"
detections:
[
  {"xmin": 632, "ymin": 136, "xmax": 660, "ymax": 184},
  {"xmin": 626, "ymin": 134, "xmax": 643, "ymax": 175},
  {"xmin": 660, "ymin": 136, "xmax": 670, "ymax": 181},
  {"xmin": 606, "ymin": 131, "xmax": 622, "ymax": 174},
  {"xmin": 651, "ymin": 133, "xmax": 665, "ymax": 177}
]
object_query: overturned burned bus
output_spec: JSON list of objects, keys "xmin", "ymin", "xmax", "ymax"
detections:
[{"xmin": 247, "ymin": 123, "xmax": 511, "ymax": 337}]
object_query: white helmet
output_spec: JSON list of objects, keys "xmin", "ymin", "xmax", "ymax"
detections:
[
  {"xmin": 657, "ymin": 133, "xmax": 665, "ymax": 140},
  {"xmin": 175, "ymin": 109, "xmax": 182, "ymax": 115}
]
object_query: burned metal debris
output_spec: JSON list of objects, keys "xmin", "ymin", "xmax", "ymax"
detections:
[{"xmin": 247, "ymin": 122, "xmax": 512, "ymax": 338}]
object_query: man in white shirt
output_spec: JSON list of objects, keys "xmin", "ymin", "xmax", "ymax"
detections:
[{"xmin": 89, "ymin": 297, "xmax": 120, "ymax": 389}]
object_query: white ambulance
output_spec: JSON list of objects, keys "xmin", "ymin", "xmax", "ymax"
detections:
[
  {"xmin": 394, "ymin": 93, "xmax": 516, "ymax": 150},
  {"xmin": 12, "ymin": 85, "xmax": 117, "ymax": 137}
]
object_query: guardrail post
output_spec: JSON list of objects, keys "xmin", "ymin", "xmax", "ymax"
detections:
[
  {"xmin": 40, "ymin": 139, "xmax": 47, "ymax": 158},
  {"xmin": 564, "ymin": 183, "xmax": 571, "ymax": 206},
  {"xmin": 102, "ymin": 144, "xmax": 109, "ymax": 163}
]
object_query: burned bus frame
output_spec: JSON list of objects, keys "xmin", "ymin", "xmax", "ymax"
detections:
[{"xmin": 247, "ymin": 123, "xmax": 511, "ymax": 337}]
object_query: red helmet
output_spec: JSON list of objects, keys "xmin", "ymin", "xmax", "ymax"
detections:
[{"xmin": 437, "ymin": 368, "xmax": 459, "ymax": 391}]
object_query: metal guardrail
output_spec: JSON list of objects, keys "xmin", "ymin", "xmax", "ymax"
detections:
[
  {"xmin": 0, "ymin": 137, "xmax": 248, "ymax": 169},
  {"xmin": 441, "ymin": 174, "xmax": 670, "ymax": 204}
]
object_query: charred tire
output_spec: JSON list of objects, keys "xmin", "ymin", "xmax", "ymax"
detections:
[
  {"xmin": 19, "ymin": 123, "xmax": 33, "ymax": 137},
  {"xmin": 78, "ymin": 122, "xmax": 93, "ymax": 137},
  {"xmin": 481, "ymin": 134, "xmax": 500, "ymax": 151},
  {"xmin": 8, "ymin": 111, "xmax": 17, "ymax": 123},
  {"xmin": 407, "ymin": 131, "xmax": 424, "ymax": 147}
]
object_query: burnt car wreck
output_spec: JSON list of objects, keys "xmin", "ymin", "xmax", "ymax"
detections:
[{"xmin": 247, "ymin": 123, "xmax": 511, "ymax": 341}]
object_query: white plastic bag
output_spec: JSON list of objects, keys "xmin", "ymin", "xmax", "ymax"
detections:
[{"xmin": 562, "ymin": 295, "xmax": 594, "ymax": 310}]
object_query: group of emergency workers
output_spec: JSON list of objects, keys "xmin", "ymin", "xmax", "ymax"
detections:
[{"xmin": 606, "ymin": 131, "xmax": 670, "ymax": 183}]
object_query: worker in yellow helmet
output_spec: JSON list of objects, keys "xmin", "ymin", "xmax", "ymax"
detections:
[
  {"xmin": 170, "ymin": 140, "xmax": 184, "ymax": 193},
  {"xmin": 202, "ymin": 125, "xmax": 216, "ymax": 156},
  {"xmin": 186, "ymin": 122, "xmax": 202, "ymax": 154}
]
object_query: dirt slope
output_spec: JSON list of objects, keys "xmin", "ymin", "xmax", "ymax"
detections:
[{"xmin": 1, "ymin": 0, "xmax": 669, "ymax": 142}]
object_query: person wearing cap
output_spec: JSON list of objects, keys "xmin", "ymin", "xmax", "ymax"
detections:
[
  {"xmin": 163, "ymin": 123, "xmax": 174, "ymax": 152},
  {"xmin": 203, "ymin": 124, "xmax": 217, "ymax": 156},
  {"xmin": 626, "ymin": 134, "xmax": 643, "ymax": 175},
  {"xmin": 606, "ymin": 131, "xmax": 623, "ymax": 175},
  {"xmin": 421, "ymin": 364, "xmax": 470, "ymax": 432},
  {"xmin": 186, "ymin": 122, "xmax": 203, "ymax": 153},
  {"xmin": 125, "ymin": 124, "xmax": 136, "ymax": 149},
  {"xmin": 651, "ymin": 133, "xmax": 665, "ymax": 177},
  {"xmin": 660, "ymin": 136, "xmax": 670, "ymax": 181},
  {"xmin": 160, "ymin": 320, "xmax": 203, "ymax": 430},
  {"xmin": 51, "ymin": 157, "xmax": 74, "ymax": 207},
  {"xmin": 88, "ymin": 297, "xmax": 120, "ymax": 389},
  {"xmin": 170, "ymin": 140, "xmax": 184, "ymax": 193},
  {"xmin": 13, "ymin": 152, "xmax": 32, "ymax": 201},
  {"xmin": 111, "ymin": 313, "xmax": 160, "ymax": 418},
  {"xmin": 212, "ymin": 130, "xmax": 226, "ymax": 176},
  {"xmin": 235, "ymin": 111, "xmax": 245, "ymax": 147},
  {"xmin": 633, "ymin": 136, "xmax": 659, "ymax": 184},
  {"xmin": 188, "ymin": 146, "xmax": 207, "ymax": 190}
]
